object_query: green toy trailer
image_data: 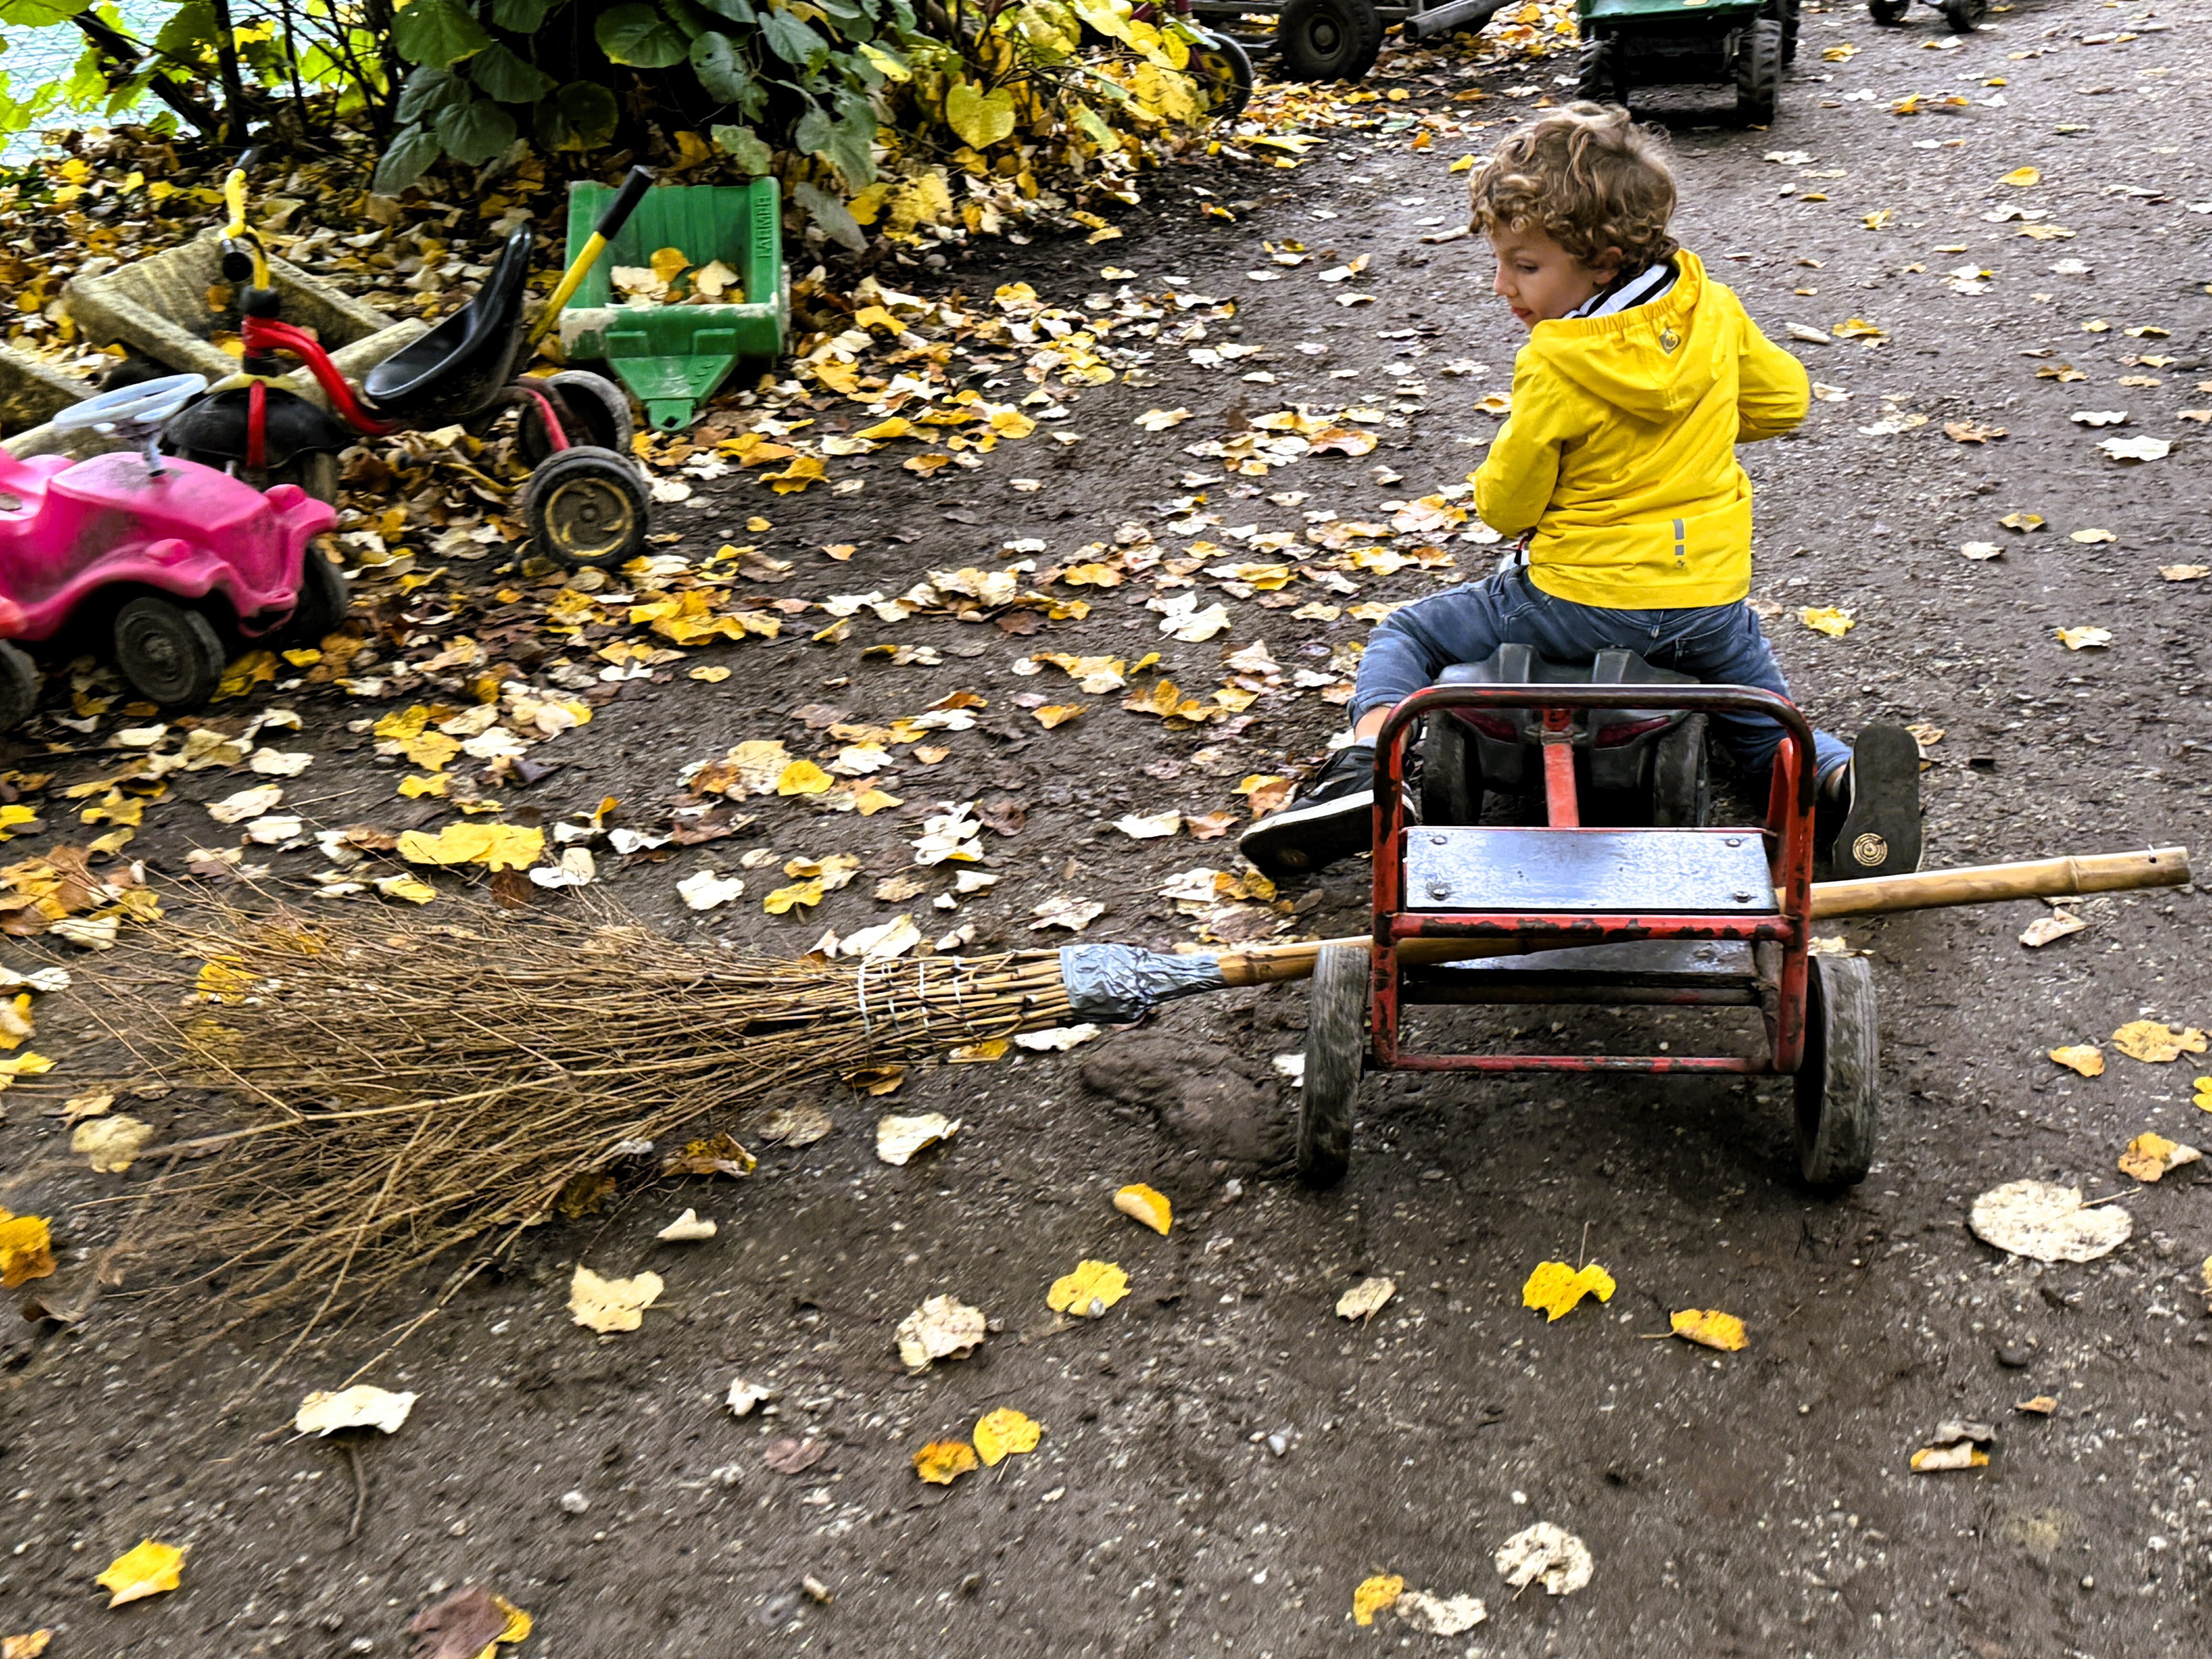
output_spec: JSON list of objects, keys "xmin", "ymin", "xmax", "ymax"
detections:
[
  {"xmin": 557, "ymin": 177, "xmax": 790, "ymax": 433},
  {"xmin": 1575, "ymin": 0, "xmax": 1799, "ymax": 125}
]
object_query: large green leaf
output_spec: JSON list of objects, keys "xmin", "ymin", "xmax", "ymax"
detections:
[
  {"xmin": 492, "ymin": 0, "xmax": 558, "ymax": 26},
  {"xmin": 470, "ymin": 42, "xmax": 556, "ymax": 104},
  {"xmin": 759, "ymin": 9, "xmax": 828, "ymax": 68},
  {"xmin": 371, "ymin": 123, "xmax": 445, "ymax": 195},
  {"xmin": 711, "ymin": 123, "xmax": 772, "ymax": 175},
  {"xmin": 534, "ymin": 80, "xmax": 620, "ymax": 151},
  {"xmin": 393, "ymin": 0, "xmax": 491, "ymax": 67},
  {"xmin": 689, "ymin": 30, "xmax": 753, "ymax": 104},
  {"xmin": 792, "ymin": 180, "xmax": 865, "ymax": 253},
  {"xmin": 596, "ymin": 3, "xmax": 688, "ymax": 67},
  {"xmin": 821, "ymin": 92, "xmax": 878, "ymax": 187},
  {"xmin": 150, "ymin": 1, "xmax": 219, "ymax": 62},
  {"xmin": 435, "ymin": 97, "xmax": 519, "ymax": 165},
  {"xmin": 0, "ymin": 2, "xmax": 89, "ymax": 24},
  {"xmin": 397, "ymin": 65, "xmax": 468, "ymax": 125},
  {"xmin": 944, "ymin": 79, "xmax": 1016, "ymax": 150},
  {"xmin": 696, "ymin": 0, "xmax": 756, "ymax": 19}
]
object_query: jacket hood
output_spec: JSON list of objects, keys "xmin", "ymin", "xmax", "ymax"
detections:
[{"xmin": 1524, "ymin": 250, "xmax": 1721, "ymax": 423}]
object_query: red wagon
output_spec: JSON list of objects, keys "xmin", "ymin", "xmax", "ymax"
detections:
[{"xmin": 1296, "ymin": 681, "xmax": 1878, "ymax": 1191}]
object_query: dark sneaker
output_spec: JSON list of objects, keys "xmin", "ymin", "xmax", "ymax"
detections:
[
  {"xmin": 1827, "ymin": 725, "xmax": 1923, "ymax": 878},
  {"xmin": 1238, "ymin": 742, "xmax": 1377, "ymax": 882}
]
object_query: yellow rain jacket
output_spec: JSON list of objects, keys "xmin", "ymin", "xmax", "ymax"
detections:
[{"xmin": 1473, "ymin": 250, "xmax": 1808, "ymax": 609}]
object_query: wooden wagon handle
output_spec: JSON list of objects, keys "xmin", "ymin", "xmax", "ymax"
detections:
[{"xmin": 1215, "ymin": 845, "xmax": 2190, "ymax": 986}]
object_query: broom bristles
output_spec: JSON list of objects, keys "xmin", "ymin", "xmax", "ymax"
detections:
[{"xmin": 92, "ymin": 896, "xmax": 1087, "ymax": 1333}]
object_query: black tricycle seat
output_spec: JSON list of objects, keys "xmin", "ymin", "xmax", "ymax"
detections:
[
  {"xmin": 1435, "ymin": 644, "xmax": 1696, "ymax": 792},
  {"xmin": 361, "ymin": 228, "xmax": 533, "ymax": 423}
]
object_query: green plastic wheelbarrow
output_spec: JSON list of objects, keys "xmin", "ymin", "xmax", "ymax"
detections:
[{"xmin": 556, "ymin": 177, "xmax": 790, "ymax": 432}]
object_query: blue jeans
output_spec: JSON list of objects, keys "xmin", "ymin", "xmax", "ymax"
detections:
[{"xmin": 1350, "ymin": 568, "xmax": 1851, "ymax": 779}]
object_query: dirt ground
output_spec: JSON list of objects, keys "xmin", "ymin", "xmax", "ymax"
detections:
[{"xmin": 5, "ymin": 1, "xmax": 2212, "ymax": 1653}]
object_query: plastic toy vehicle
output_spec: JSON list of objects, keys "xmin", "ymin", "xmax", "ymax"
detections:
[
  {"xmin": 163, "ymin": 161, "xmax": 658, "ymax": 570},
  {"xmin": 1297, "ymin": 679, "xmax": 1877, "ymax": 1195},
  {"xmin": 1575, "ymin": 0, "xmax": 1800, "ymax": 124},
  {"xmin": 1869, "ymin": 0, "xmax": 1982, "ymax": 30},
  {"xmin": 1419, "ymin": 644, "xmax": 1709, "ymax": 829},
  {"xmin": 1188, "ymin": 0, "xmax": 1513, "ymax": 84},
  {"xmin": 0, "ymin": 374, "xmax": 341, "ymax": 728}
]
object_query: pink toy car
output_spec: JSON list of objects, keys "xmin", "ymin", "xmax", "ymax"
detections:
[{"xmin": 0, "ymin": 374, "xmax": 342, "ymax": 731}]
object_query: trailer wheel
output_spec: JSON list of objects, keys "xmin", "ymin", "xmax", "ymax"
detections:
[
  {"xmin": 1937, "ymin": 0, "xmax": 1985, "ymax": 30},
  {"xmin": 1795, "ymin": 953, "xmax": 1879, "ymax": 1192},
  {"xmin": 1736, "ymin": 16, "xmax": 1783, "ymax": 125},
  {"xmin": 0, "ymin": 641, "xmax": 38, "ymax": 733},
  {"xmin": 1866, "ymin": 0, "xmax": 1909, "ymax": 22},
  {"xmin": 1278, "ymin": 0, "xmax": 1383, "ymax": 84},
  {"xmin": 1298, "ymin": 944, "xmax": 1367, "ymax": 1188},
  {"xmin": 1418, "ymin": 714, "xmax": 1482, "ymax": 827},
  {"xmin": 525, "ymin": 444, "xmax": 650, "ymax": 571},
  {"xmin": 1574, "ymin": 32, "xmax": 1621, "ymax": 103},
  {"xmin": 1770, "ymin": 0, "xmax": 1803, "ymax": 61},
  {"xmin": 114, "ymin": 596, "xmax": 226, "ymax": 708},
  {"xmin": 1650, "ymin": 714, "xmax": 1710, "ymax": 828}
]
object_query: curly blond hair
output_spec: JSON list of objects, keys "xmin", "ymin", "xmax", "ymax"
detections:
[{"xmin": 1468, "ymin": 103, "xmax": 1678, "ymax": 272}]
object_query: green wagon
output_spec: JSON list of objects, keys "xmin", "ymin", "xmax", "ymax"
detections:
[
  {"xmin": 556, "ymin": 177, "xmax": 790, "ymax": 433},
  {"xmin": 1575, "ymin": 0, "xmax": 1799, "ymax": 125}
]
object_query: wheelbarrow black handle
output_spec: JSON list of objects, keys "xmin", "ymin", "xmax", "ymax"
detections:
[
  {"xmin": 1374, "ymin": 681, "xmax": 1822, "ymax": 812},
  {"xmin": 595, "ymin": 165, "xmax": 656, "ymax": 242}
]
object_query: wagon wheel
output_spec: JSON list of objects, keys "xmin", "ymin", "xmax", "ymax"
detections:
[
  {"xmin": 1650, "ymin": 714, "xmax": 1711, "ymax": 828},
  {"xmin": 1795, "ymin": 953, "xmax": 1879, "ymax": 1191},
  {"xmin": 1937, "ymin": 0, "xmax": 1985, "ymax": 29},
  {"xmin": 1867, "ymin": 0, "xmax": 1909, "ymax": 22},
  {"xmin": 1736, "ymin": 17, "xmax": 1784, "ymax": 125},
  {"xmin": 1575, "ymin": 31, "xmax": 1623, "ymax": 104},
  {"xmin": 1418, "ymin": 714, "xmax": 1482, "ymax": 826},
  {"xmin": 1298, "ymin": 944, "xmax": 1367, "ymax": 1187},
  {"xmin": 113, "ymin": 596, "xmax": 226, "ymax": 707},
  {"xmin": 1187, "ymin": 31, "xmax": 1255, "ymax": 121},
  {"xmin": 0, "ymin": 641, "xmax": 39, "ymax": 732},
  {"xmin": 1277, "ymin": 0, "xmax": 1384, "ymax": 83}
]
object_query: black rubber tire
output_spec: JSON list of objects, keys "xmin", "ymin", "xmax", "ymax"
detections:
[
  {"xmin": 1736, "ymin": 17, "xmax": 1783, "ymax": 124},
  {"xmin": 1299, "ymin": 944, "xmax": 1366, "ymax": 1187},
  {"xmin": 279, "ymin": 546, "xmax": 349, "ymax": 650},
  {"xmin": 1575, "ymin": 33, "xmax": 1620, "ymax": 103},
  {"xmin": 113, "ymin": 596, "xmax": 226, "ymax": 707},
  {"xmin": 1772, "ymin": 0, "xmax": 1802, "ymax": 62},
  {"xmin": 1795, "ymin": 953, "xmax": 1879, "ymax": 1191},
  {"xmin": 1650, "ymin": 714, "xmax": 1711, "ymax": 828},
  {"xmin": 1277, "ymin": 0, "xmax": 1384, "ymax": 83},
  {"xmin": 0, "ymin": 640, "xmax": 39, "ymax": 732},
  {"xmin": 1938, "ymin": 0, "xmax": 1984, "ymax": 29},
  {"xmin": 1418, "ymin": 715, "xmax": 1480, "ymax": 826},
  {"xmin": 524, "ymin": 444, "xmax": 651, "ymax": 571},
  {"xmin": 517, "ymin": 371, "xmax": 634, "ymax": 469},
  {"xmin": 1867, "ymin": 0, "xmax": 1909, "ymax": 22},
  {"xmin": 1188, "ymin": 32, "xmax": 1255, "ymax": 122}
]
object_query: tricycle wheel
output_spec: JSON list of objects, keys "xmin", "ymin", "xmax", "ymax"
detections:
[
  {"xmin": 0, "ymin": 641, "xmax": 39, "ymax": 732},
  {"xmin": 113, "ymin": 596, "xmax": 225, "ymax": 708},
  {"xmin": 517, "ymin": 371, "xmax": 635, "ymax": 469},
  {"xmin": 1650, "ymin": 714, "xmax": 1711, "ymax": 828},
  {"xmin": 1575, "ymin": 32, "xmax": 1621, "ymax": 103},
  {"xmin": 1298, "ymin": 944, "xmax": 1367, "ymax": 1188},
  {"xmin": 279, "ymin": 545, "xmax": 349, "ymax": 650},
  {"xmin": 1187, "ymin": 31, "xmax": 1254, "ymax": 121},
  {"xmin": 1277, "ymin": 0, "xmax": 1383, "ymax": 83},
  {"xmin": 1418, "ymin": 714, "xmax": 1481, "ymax": 826},
  {"xmin": 1736, "ymin": 16, "xmax": 1783, "ymax": 124},
  {"xmin": 1867, "ymin": 0, "xmax": 1909, "ymax": 22},
  {"xmin": 1937, "ymin": 0, "xmax": 1984, "ymax": 29},
  {"xmin": 524, "ymin": 444, "xmax": 650, "ymax": 571},
  {"xmin": 1795, "ymin": 952, "xmax": 1879, "ymax": 1192}
]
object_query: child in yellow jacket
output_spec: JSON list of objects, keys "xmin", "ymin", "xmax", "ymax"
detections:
[{"xmin": 1242, "ymin": 103, "xmax": 1920, "ymax": 883}]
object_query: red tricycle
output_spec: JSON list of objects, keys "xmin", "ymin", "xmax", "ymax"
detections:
[
  {"xmin": 1297, "ymin": 681, "xmax": 1879, "ymax": 1192},
  {"xmin": 0, "ymin": 373, "xmax": 340, "ymax": 730}
]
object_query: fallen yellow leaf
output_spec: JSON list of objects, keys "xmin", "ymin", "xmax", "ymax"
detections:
[
  {"xmin": 395, "ymin": 822, "xmax": 544, "ymax": 871},
  {"xmin": 2, "ymin": 1630, "xmax": 53, "ymax": 1658},
  {"xmin": 96, "ymin": 1538, "xmax": 185, "ymax": 1606},
  {"xmin": 2000, "ymin": 165, "xmax": 2041, "ymax": 187},
  {"xmin": 973, "ymin": 1407, "xmax": 1042, "ymax": 1466},
  {"xmin": 913, "ymin": 1440, "xmax": 979, "ymax": 1484},
  {"xmin": 567, "ymin": 1265, "xmax": 663, "ymax": 1334},
  {"xmin": 2117, "ymin": 1131, "xmax": 2201, "ymax": 1183},
  {"xmin": 2111, "ymin": 1020, "xmax": 2207, "ymax": 1064},
  {"xmin": 1522, "ymin": 1260, "xmax": 1615, "ymax": 1323},
  {"xmin": 2047, "ymin": 1044, "xmax": 2104, "ymax": 1077},
  {"xmin": 0, "ymin": 1211, "xmax": 55, "ymax": 1288},
  {"xmin": 1352, "ymin": 1574, "xmax": 1404, "ymax": 1626},
  {"xmin": 1113, "ymin": 1183, "xmax": 1172, "ymax": 1235},
  {"xmin": 1670, "ymin": 1308, "xmax": 1749, "ymax": 1351},
  {"xmin": 1047, "ymin": 1259, "xmax": 1129, "ymax": 1318},
  {"xmin": 1797, "ymin": 606, "xmax": 1856, "ymax": 637},
  {"xmin": 1911, "ymin": 1443, "xmax": 1989, "ymax": 1472},
  {"xmin": 777, "ymin": 759, "xmax": 834, "ymax": 795}
]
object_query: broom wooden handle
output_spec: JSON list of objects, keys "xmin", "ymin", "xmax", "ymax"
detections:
[{"xmin": 1216, "ymin": 845, "xmax": 2190, "ymax": 986}]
